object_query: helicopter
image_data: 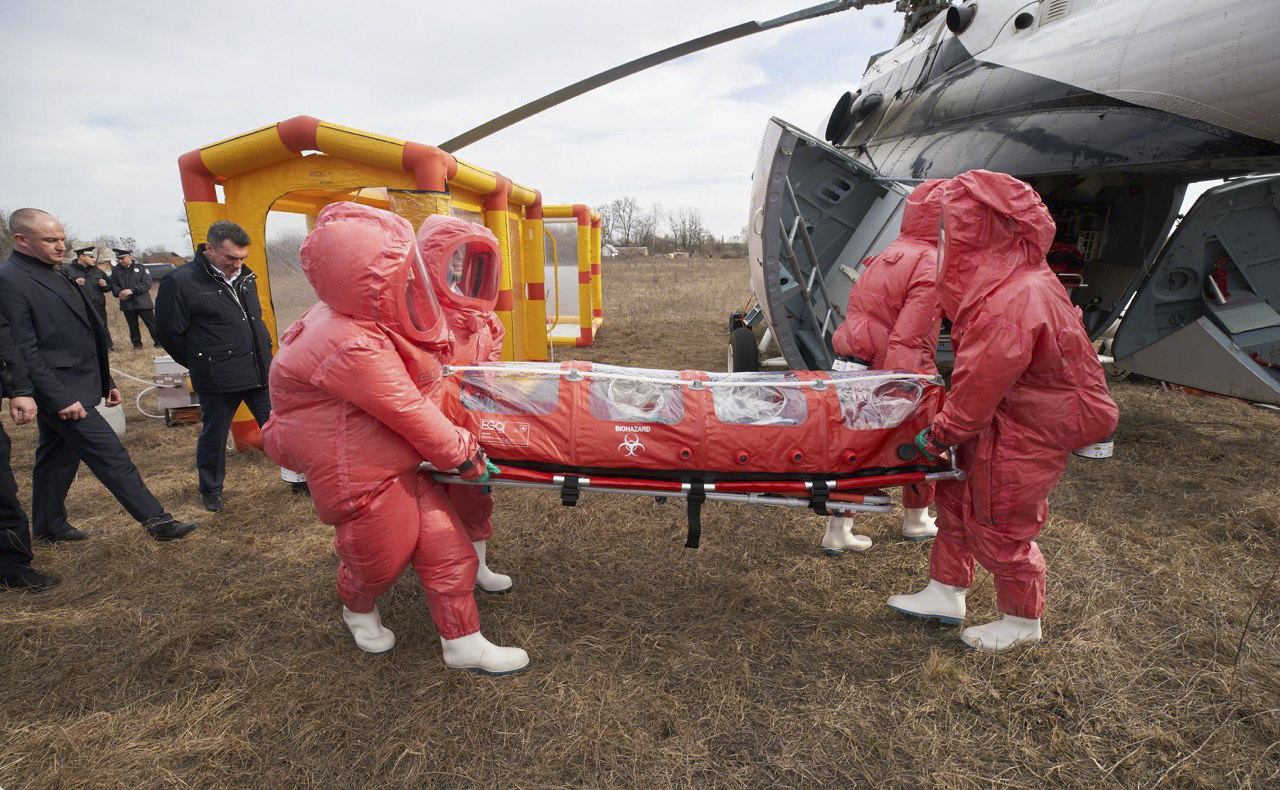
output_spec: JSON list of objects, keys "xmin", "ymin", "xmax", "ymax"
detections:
[{"xmin": 442, "ymin": 0, "xmax": 1280, "ymax": 403}]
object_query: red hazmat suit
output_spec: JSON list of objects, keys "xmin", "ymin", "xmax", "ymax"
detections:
[
  {"xmin": 261, "ymin": 202, "xmax": 482, "ymax": 639},
  {"xmin": 831, "ymin": 179, "xmax": 947, "ymax": 509},
  {"xmin": 927, "ymin": 170, "xmax": 1118, "ymax": 619},
  {"xmin": 416, "ymin": 215, "xmax": 505, "ymax": 543}
]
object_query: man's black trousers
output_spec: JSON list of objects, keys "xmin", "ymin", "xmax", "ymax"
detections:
[
  {"xmin": 123, "ymin": 309, "xmax": 158, "ymax": 347},
  {"xmin": 33, "ymin": 408, "xmax": 168, "ymax": 538},
  {"xmin": 197, "ymin": 387, "xmax": 272, "ymax": 497},
  {"xmin": 0, "ymin": 425, "xmax": 33, "ymax": 579}
]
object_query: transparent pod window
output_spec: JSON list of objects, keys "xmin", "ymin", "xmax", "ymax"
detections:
[
  {"xmin": 708, "ymin": 372, "xmax": 807, "ymax": 426},
  {"xmin": 461, "ymin": 370, "xmax": 561, "ymax": 416},
  {"xmin": 588, "ymin": 364, "xmax": 685, "ymax": 425},
  {"xmin": 832, "ymin": 372, "xmax": 930, "ymax": 430}
]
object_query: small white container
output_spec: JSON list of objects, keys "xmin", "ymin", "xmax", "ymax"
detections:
[{"xmin": 96, "ymin": 399, "xmax": 127, "ymax": 435}]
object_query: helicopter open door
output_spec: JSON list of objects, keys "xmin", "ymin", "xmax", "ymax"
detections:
[
  {"xmin": 1113, "ymin": 175, "xmax": 1280, "ymax": 404},
  {"xmin": 743, "ymin": 118, "xmax": 910, "ymax": 371}
]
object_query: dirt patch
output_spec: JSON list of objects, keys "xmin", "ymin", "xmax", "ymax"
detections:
[{"xmin": 1, "ymin": 258, "xmax": 1278, "ymax": 788}]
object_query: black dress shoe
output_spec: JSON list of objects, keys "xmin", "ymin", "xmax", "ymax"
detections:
[
  {"xmin": 132, "ymin": 344, "xmax": 144, "ymax": 350},
  {"xmin": 36, "ymin": 527, "xmax": 94, "ymax": 543},
  {"xmin": 0, "ymin": 567, "xmax": 61, "ymax": 592},
  {"xmin": 144, "ymin": 517, "xmax": 199, "ymax": 542},
  {"xmin": 202, "ymin": 493, "xmax": 225, "ymax": 512}
]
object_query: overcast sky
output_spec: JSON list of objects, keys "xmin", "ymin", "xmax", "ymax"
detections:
[{"xmin": 0, "ymin": 0, "xmax": 903, "ymax": 250}]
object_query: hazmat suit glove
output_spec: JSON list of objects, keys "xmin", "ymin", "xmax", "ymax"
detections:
[
  {"xmin": 914, "ymin": 428, "xmax": 946, "ymax": 461},
  {"xmin": 458, "ymin": 448, "xmax": 496, "ymax": 482},
  {"xmin": 475, "ymin": 459, "xmax": 501, "ymax": 484}
]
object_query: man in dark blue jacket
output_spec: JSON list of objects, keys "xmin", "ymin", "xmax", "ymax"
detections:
[
  {"xmin": 108, "ymin": 248, "xmax": 159, "ymax": 349},
  {"xmin": 156, "ymin": 221, "xmax": 274, "ymax": 512},
  {"xmin": 0, "ymin": 209, "xmax": 197, "ymax": 543},
  {"xmin": 0, "ymin": 310, "xmax": 57, "ymax": 591}
]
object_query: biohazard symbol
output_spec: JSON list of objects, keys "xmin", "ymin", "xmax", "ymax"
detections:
[{"xmin": 618, "ymin": 433, "xmax": 645, "ymax": 456}]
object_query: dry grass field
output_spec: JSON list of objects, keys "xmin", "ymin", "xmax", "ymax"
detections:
[{"xmin": 2, "ymin": 257, "xmax": 1278, "ymax": 789}]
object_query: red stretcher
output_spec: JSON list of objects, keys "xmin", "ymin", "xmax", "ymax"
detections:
[{"xmin": 432, "ymin": 362, "xmax": 963, "ymax": 547}]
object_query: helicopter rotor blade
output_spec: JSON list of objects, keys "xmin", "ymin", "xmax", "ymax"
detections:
[{"xmin": 438, "ymin": 0, "xmax": 881, "ymax": 152}]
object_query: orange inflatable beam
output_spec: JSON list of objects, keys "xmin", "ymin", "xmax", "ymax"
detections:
[{"xmin": 179, "ymin": 116, "xmax": 468, "ymax": 201}]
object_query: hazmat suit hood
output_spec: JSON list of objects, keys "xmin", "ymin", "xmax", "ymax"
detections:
[
  {"xmin": 415, "ymin": 214, "xmax": 502, "ymax": 316},
  {"xmin": 936, "ymin": 170, "xmax": 1056, "ymax": 322},
  {"xmin": 300, "ymin": 202, "xmax": 451, "ymax": 353},
  {"xmin": 898, "ymin": 178, "xmax": 948, "ymax": 242}
]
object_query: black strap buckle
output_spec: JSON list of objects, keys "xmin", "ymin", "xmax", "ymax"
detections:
[
  {"xmin": 560, "ymin": 475, "xmax": 581, "ymax": 507},
  {"xmin": 810, "ymin": 480, "xmax": 830, "ymax": 516},
  {"xmin": 685, "ymin": 480, "xmax": 706, "ymax": 549}
]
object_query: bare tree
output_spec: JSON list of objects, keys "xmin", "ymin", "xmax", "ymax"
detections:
[
  {"xmin": 636, "ymin": 202, "xmax": 664, "ymax": 250},
  {"xmin": 667, "ymin": 206, "xmax": 710, "ymax": 253},
  {"xmin": 599, "ymin": 196, "xmax": 645, "ymax": 246}
]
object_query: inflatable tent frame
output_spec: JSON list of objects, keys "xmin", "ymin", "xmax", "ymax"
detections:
[{"xmin": 178, "ymin": 116, "xmax": 603, "ymax": 448}]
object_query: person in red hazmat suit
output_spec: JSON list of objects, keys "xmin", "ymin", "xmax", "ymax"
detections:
[
  {"xmin": 261, "ymin": 202, "xmax": 529, "ymax": 675},
  {"xmin": 825, "ymin": 179, "xmax": 948, "ymax": 553},
  {"xmin": 886, "ymin": 170, "xmax": 1118, "ymax": 653},
  {"xmin": 415, "ymin": 214, "xmax": 511, "ymax": 594}
]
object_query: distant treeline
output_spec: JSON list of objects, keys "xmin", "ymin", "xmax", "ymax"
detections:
[{"xmin": 597, "ymin": 197, "xmax": 746, "ymax": 258}]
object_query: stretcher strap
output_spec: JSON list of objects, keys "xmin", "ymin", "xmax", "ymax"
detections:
[
  {"xmin": 810, "ymin": 480, "xmax": 830, "ymax": 516},
  {"xmin": 685, "ymin": 481, "xmax": 705, "ymax": 549},
  {"xmin": 561, "ymin": 475, "xmax": 581, "ymax": 507}
]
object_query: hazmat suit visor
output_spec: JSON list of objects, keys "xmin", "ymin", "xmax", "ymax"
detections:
[
  {"xmin": 404, "ymin": 245, "xmax": 446, "ymax": 335},
  {"xmin": 445, "ymin": 242, "xmax": 500, "ymax": 304},
  {"xmin": 416, "ymin": 215, "xmax": 503, "ymax": 314}
]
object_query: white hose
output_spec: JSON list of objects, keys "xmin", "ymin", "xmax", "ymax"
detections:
[
  {"xmin": 109, "ymin": 368, "xmax": 154, "ymax": 386},
  {"xmin": 134, "ymin": 386, "xmax": 165, "ymax": 419},
  {"xmin": 109, "ymin": 367, "xmax": 167, "ymax": 420}
]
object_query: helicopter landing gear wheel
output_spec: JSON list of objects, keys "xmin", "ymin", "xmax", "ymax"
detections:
[{"xmin": 728, "ymin": 327, "xmax": 760, "ymax": 372}]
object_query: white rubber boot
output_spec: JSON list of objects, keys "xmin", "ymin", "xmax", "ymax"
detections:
[
  {"xmin": 886, "ymin": 579, "xmax": 967, "ymax": 625},
  {"xmin": 901, "ymin": 507, "xmax": 938, "ymax": 541},
  {"xmin": 342, "ymin": 606, "xmax": 396, "ymax": 654},
  {"xmin": 961, "ymin": 615, "xmax": 1042, "ymax": 653},
  {"xmin": 441, "ymin": 632, "xmax": 530, "ymax": 676},
  {"xmin": 473, "ymin": 540, "xmax": 513, "ymax": 594},
  {"xmin": 821, "ymin": 515, "xmax": 873, "ymax": 555}
]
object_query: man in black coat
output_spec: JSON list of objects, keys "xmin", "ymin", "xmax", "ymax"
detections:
[
  {"xmin": 108, "ymin": 248, "xmax": 159, "ymax": 349},
  {"xmin": 62, "ymin": 246, "xmax": 114, "ymax": 351},
  {"xmin": 0, "ymin": 311, "xmax": 58, "ymax": 591},
  {"xmin": 156, "ymin": 220, "xmax": 274, "ymax": 512},
  {"xmin": 0, "ymin": 209, "xmax": 197, "ymax": 542}
]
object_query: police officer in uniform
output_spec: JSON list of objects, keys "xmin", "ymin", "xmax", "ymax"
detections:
[
  {"xmin": 108, "ymin": 248, "xmax": 159, "ymax": 349},
  {"xmin": 62, "ymin": 246, "xmax": 114, "ymax": 350},
  {"xmin": 0, "ymin": 209, "xmax": 197, "ymax": 543}
]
